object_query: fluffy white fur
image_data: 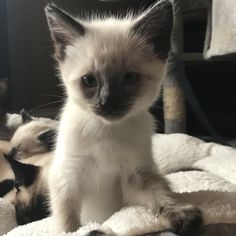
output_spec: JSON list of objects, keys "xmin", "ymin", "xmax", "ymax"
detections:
[
  {"xmin": 53, "ymin": 102, "xmax": 155, "ymax": 225},
  {"xmin": 2, "ymin": 133, "xmax": 236, "ymax": 236},
  {"xmin": 49, "ymin": 6, "xmax": 164, "ymax": 234},
  {"xmin": 46, "ymin": 1, "xmax": 201, "ymax": 234}
]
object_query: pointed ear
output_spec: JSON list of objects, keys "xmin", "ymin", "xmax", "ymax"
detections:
[
  {"xmin": 4, "ymin": 153, "xmax": 39, "ymax": 187},
  {"xmin": 38, "ymin": 129, "xmax": 57, "ymax": 151},
  {"xmin": 20, "ymin": 109, "xmax": 32, "ymax": 123},
  {"xmin": 45, "ymin": 3, "xmax": 86, "ymax": 61},
  {"xmin": 132, "ymin": 0, "xmax": 173, "ymax": 60}
]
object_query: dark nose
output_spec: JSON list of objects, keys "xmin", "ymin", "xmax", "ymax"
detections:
[
  {"xmin": 99, "ymin": 98, "xmax": 116, "ymax": 112},
  {"xmin": 99, "ymin": 96, "xmax": 108, "ymax": 106}
]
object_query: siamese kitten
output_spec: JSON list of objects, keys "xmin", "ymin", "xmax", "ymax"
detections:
[
  {"xmin": 4, "ymin": 152, "xmax": 51, "ymax": 225},
  {"xmin": 11, "ymin": 110, "xmax": 57, "ymax": 159},
  {"xmin": 0, "ymin": 112, "xmax": 56, "ymax": 224},
  {"xmin": 0, "ymin": 111, "xmax": 56, "ymax": 193},
  {"xmin": 46, "ymin": 1, "xmax": 202, "ymax": 235},
  {"xmin": 0, "ymin": 109, "xmax": 58, "ymax": 142}
]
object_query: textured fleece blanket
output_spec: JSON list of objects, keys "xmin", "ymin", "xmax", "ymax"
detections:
[
  {"xmin": 204, "ymin": 0, "xmax": 236, "ymax": 59},
  {"xmin": 1, "ymin": 133, "xmax": 236, "ymax": 236}
]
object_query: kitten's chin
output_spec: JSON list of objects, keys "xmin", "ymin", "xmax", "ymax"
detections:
[
  {"xmin": 93, "ymin": 109, "xmax": 131, "ymax": 124},
  {"xmin": 93, "ymin": 105, "xmax": 149, "ymax": 124},
  {"xmin": 97, "ymin": 113, "xmax": 127, "ymax": 124},
  {"xmin": 95, "ymin": 110, "xmax": 144, "ymax": 125}
]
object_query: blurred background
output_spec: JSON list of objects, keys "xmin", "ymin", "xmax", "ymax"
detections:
[{"xmin": 0, "ymin": 0, "xmax": 236, "ymax": 142}]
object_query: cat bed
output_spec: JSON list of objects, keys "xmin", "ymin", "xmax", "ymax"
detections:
[
  {"xmin": 0, "ymin": 199, "xmax": 17, "ymax": 236},
  {"xmin": 204, "ymin": 0, "xmax": 236, "ymax": 59},
  {"xmin": 1, "ymin": 133, "xmax": 236, "ymax": 236}
]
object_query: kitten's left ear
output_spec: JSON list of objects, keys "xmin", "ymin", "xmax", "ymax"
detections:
[
  {"xmin": 45, "ymin": 3, "xmax": 86, "ymax": 61},
  {"xmin": 132, "ymin": 0, "xmax": 173, "ymax": 60},
  {"xmin": 20, "ymin": 109, "xmax": 33, "ymax": 123}
]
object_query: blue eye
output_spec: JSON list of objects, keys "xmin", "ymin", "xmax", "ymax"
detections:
[
  {"xmin": 81, "ymin": 74, "xmax": 97, "ymax": 88},
  {"xmin": 122, "ymin": 72, "xmax": 139, "ymax": 85}
]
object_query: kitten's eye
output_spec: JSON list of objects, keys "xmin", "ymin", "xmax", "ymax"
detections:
[
  {"xmin": 81, "ymin": 74, "xmax": 97, "ymax": 88},
  {"xmin": 122, "ymin": 72, "xmax": 139, "ymax": 86}
]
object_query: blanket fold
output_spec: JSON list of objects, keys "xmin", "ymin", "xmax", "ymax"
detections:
[{"xmin": 1, "ymin": 134, "xmax": 236, "ymax": 236}]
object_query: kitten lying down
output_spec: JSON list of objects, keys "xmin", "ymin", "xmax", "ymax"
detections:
[
  {"xmin": 45, "ymin": 0, "xmax": 203, "ymax": 235},
  {"xmin": 0, "ymin": 112, "xmax": 57, "ymax": 224},
  {"xmin": 10, "ymin": 110, "xmax": 57, "ymax": 159}
]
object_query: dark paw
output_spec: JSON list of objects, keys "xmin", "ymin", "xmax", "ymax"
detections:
[
  {"xmin": 87, "ymin": 230, "xmax": 107, "ymax": 236},
  {"xmin": 168, "ymin": 207, "xmax": 203, "ymax": 236}
]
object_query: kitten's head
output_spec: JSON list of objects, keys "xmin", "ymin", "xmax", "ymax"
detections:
[
  {"xmin": 46, "ymin": 1, "xmax": 173, "ymax": 122},
  {"xmin": 11, "ymin": 111, "xmax": 57, "ymax": 159}
]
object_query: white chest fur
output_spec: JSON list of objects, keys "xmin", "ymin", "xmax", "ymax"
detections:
[
  {"xmin": 50, "ymin": 101, "xmax": 154, "ymax": 224},
  {"xmin": 56, "ymin": 101, "xmax": 154, "ymax": 166}
]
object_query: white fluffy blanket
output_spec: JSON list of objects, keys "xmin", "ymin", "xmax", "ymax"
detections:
[{"xmin": 1, "ymin": 133, "xmax": 236, "ymax": 236}]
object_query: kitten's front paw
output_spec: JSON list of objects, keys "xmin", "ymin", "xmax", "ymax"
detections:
[
  {"xmin": 87, "ymin": 230, "xmax": 108, "ymax": 236},
  {"xmin": 160, "ymin": 204, "xmax": 203, "ymax": 236}
]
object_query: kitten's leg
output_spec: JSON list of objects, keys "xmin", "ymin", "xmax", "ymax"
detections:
[
  {"xmin": 122, "ymin": 167, "xmax": 202, "ymax": 235},
  {"xmin": 49, "ymin": 171, "xmax": 81, "ymax": 233}
]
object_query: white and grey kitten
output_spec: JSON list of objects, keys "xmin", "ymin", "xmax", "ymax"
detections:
[{"xmin": 45, "ymin": 1, "xmax": 202, "ymax": 235}]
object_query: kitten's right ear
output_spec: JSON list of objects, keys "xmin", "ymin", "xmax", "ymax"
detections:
[
  {"xmin": 132, "ymin": 0, "xmax": 173, "ymax": 60},
  {"xmin": 45, "ymin": 3, "xmax": 85, "ymax": 61},
  {"xmin": 20, "ymin": 109, "xmax": 32, "ymax": 123}
]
